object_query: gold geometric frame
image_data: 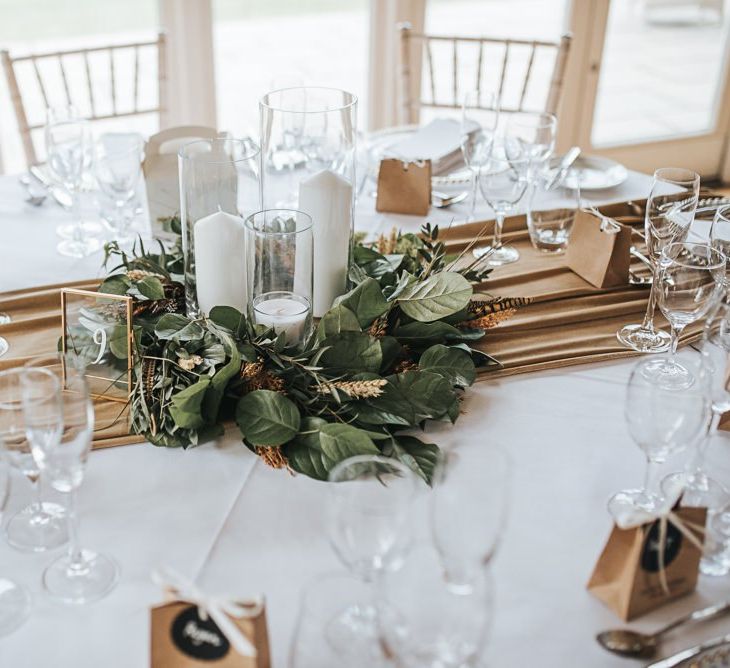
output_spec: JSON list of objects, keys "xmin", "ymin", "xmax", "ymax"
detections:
[{"xmin": 61, "ymin": 288, "xmax": 134, "ymax": 402}]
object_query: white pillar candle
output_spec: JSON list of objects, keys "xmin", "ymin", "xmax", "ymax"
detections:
[
  {"xmin": 254, "ymin": 294, "xmax": 310, "ymax": 344},
  {"xmin": 298, "ymin": 169, "xmax": 352, "ymax": 317},
  {"xmin": 193, "ymin": 210, "xmax": 247, "ymax": 316}
]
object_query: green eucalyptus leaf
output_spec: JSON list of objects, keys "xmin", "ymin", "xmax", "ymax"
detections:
[
  {"xmin": 379, "ymin": 336, "xmax": 402, "ymax": 373},
  {"xmin": 316, "ymin": 304, "xmax": 361, "ymax": 342},
  {"xmin": 392, "ymin": 435, "xmax": 440, "ymax": 484},
  {"xmin": 236, "ymin": 390, "xmax": 301, "ymax": 446},
  {"xmin": 419, "ymin": 344, "xmax": 476, "ymax": 388},
  {"xmin": 319, "ymin": 423, "xmax": 380, "ymax": 461},
  {"xmin": 333, "ymin": 278, "xmax": 389, "ymax": 327},
  {"xmin": 203, "ymin": 329, "xmax": 241, "ymax": 422},
  {"xmin": 108, "ymin": 323, "xmax": 131, "ymax": 360},
  {"xmin": 208, "ymin": 306, "xmax": 247, "ymax": 338},
  {"xmin": 169, "ymin": 378, "xmax": 210, "ymax": 430},
  {"xmin": 99, "ymin": 274, "xmax": 132, "ymax": 296},
  {"xmin": 156, "ymin": 314, "xmax": 205, "ymax": 341},
  {"xmin": 388, "ymin": 370, "xmax": 456, "ymax": 422},
  {"xmin": 320, "ymin": 332, "xmax": 382, "ymax": 374},
  {"xmin": 136, "ymin": 276, "xmax": 166, "ymax": 300},
  {"xmin": 283, "ymin": 417, "xmax": 336, "ymax": 480},
  {"xmin": 396, "ymin": 272, "xmax": 472, "ymax": 322}
]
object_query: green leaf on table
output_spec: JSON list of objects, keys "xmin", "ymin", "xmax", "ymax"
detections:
[
  {"xmin": 379, "ymin": 336, "xmax": 402, "ymax": 373},
  {"xmin": 203, "ymin": 329, "xmax": 241, "ymax": 422},
  {"xmin": 108, "ymin": 323, "xmax": 132, "ymax": 360},
  {"xmin": 391, "ymin": 435, "xmax": 440, "ymax": 485},
  {"xmin": 394, "ymin": 321, "xmax": 483, "ymax": 345},
  {"xmin": 388, "ymin": 370, "xmax": 456, "ymax": 422},
  {"xmin": 208, "ymin": 306, "xmax": 247, "ymax": 338},
  {"xmin": 316, "ymin": 304, "xmax": 361, "ymax": 342},
  {"xmin": 319, "ymin": 332, "xmax": 382, "ymax": 374},
  {"xmin": 333, "ymin": 278, "xmax": 390, "ymax": 327},
  {"xmin": 396, "ymin": 272, "xmax": 472, "ymax": 322},
  {"xmin": 155, "ymin": 314, "xmax": 205, "ymax": 342},
  {"xmin": 236, "ymin": 390, "xmax": 301, "ymax": 446},
  {"xmin": 169, "ymin": 378, "xmax": 210, "ymax": 430},
  {"xmin": 136, "ymin": 276, "xmax": 166, "ymax": 301},
  {"xmin": 319, "ymin": 423, "xmax": 380, "ymax": 461},
  {"xmin": 99, "ymin": 274, "xmax": 132, "ymax": 296},
  {"xmin": 419, "ymin": 344, "xmax": 476, "ymax": 388},
  {"xmin": 283, "ymin": 417, "xmax": 336, "ymax": 480}
]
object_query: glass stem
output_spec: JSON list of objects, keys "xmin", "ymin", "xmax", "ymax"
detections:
[
  {"xmin": 641, "ymin": 270, "xmax": 658, "ymax": 332},
  {"xmin": 669, "ymin": 323, "xmax": 684, "ymax": 357},
  {"xmin": 643, "ymin": 457, "xmax": 661, "ymax": 501},
  {"xmin": 469, "ymin": 169, "xmax": 478, "ymax": 221},
  {"xmin": 33, "ymin": 476, "xmax": 44, "ymax": 516},
  {"xmin": 493, "ymin": 212, "xmax": 505, "ymax": 249},
  {"xmin": 71, "ymin": 190, "xmax": 82, "ymax": 242},
  {"xmin": 65, "ymin": 489, "xmax": 85, "ymax": 570},
  {"xmin": 692, "ymin": 412, "xmax": 720, "ymax": 477}
]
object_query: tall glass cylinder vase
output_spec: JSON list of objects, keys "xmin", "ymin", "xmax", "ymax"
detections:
[
  {"xmin": 245, "ymin": 209, "xmax": 314, "ymax": 349},
  {"xmin": 260, "ymin": 87, "xmax": 356, "ymax": 317},
  {"xmin": 179, "ymin": 138, "xmax": 261, "ymax": 318}
]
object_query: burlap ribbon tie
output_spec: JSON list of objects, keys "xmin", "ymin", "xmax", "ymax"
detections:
[
  {"xmin": 152, "ymin": 568, "xmax": 263, "ymax": 657},
  {"xmin": 614, "ymin": 489, "xmax": 707, "ymax": 595}
]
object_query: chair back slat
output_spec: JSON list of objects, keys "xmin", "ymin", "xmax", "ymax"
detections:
[
  {"xmin": 2, "ymin": 34, "xmax": 166, "ymax": 167},
  {"xmin": 398, "ymin": 29, "xmax": 572, "ymax": 123}
]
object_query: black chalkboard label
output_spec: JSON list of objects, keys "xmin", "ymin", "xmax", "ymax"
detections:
[
  {"xmin": 170, "ymin": 605, "xmax": 231, "ymax": 661},
  {"xmin": 641, "ymin": 520, "xmax": 683, "ymax": 573}
]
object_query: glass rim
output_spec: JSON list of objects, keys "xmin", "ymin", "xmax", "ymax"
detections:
[
  {"xmin": 714, "ymin": 204, "xmax": 730, "ymax": 223},
  {"xmin": 661, "ymin": 241, "xmax": 726, "ymax": 270},
  {"xmin": 652, "ymin": 167, "xmax": 699, "ymax": 186},
  {"xmin": 506, "ymin": 110, "xmax": 557, "ymax": 128},
  {"xmin": 245, "ymin": 208, "xmax": 313, "ymax": 235},
  {"xmin": 253, "ymin": 292, "xmax": 310, "ymax": 316},
  {"xmin": 178, "ymin": 137, "xmax": 261, "ymax": 163},
  {"xmin": 259, "ymin": 86, "xmax": 358, "ymax": 114}
]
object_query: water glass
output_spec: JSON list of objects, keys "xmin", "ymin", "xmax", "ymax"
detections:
[
  {"xmin": 526, "ymin": 178, "xmax": 581, "ymax": 253},
  {"xmin": 617, "ymin": 168, "xmax": 700, "ymax": 353},
  {"xmin": 377, "ymin": 544, "xmax": 494, "ymax": 668},
  {"xmin": 608, "ymin": 355, "xmax": 711, "ymax": 519},
  {"xmin": 504, "ymin": 111, "xmax": 557, "ymax": 177},
  {"xmin": 0, "ymin": 368, "xmax": 67, "ymax": 552},
  {"xmin": 22, "ymin": 354, "xmax": 119, "ymax": 604}
]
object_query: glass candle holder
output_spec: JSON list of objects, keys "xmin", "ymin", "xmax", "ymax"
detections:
[
  {"xmin": 260, "ymin": 87, "xmax": 356, "ymax": 317},
  {"xmin": 179, "ymin": 138, "xmax": 261, "ymax": 318},
  {"xmin": 245, "ymin": 209, "xmax": 313, "ymax": 348}
]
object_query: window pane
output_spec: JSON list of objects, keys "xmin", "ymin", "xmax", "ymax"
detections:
[
  {"xmin": 0, "ymin": 0, "xmax": 159, "ymax": 172},
  {"xmin": 592, "ymin": 0, "xmax": 730, "ymax": 146},
  {"xmin": 213, "ymin": 1, "xmax": 369, "ymax": 138}
]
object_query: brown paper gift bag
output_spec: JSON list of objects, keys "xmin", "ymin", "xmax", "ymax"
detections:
[
  {"xmin": 376, "ymin": 158, "xmax": 432, "ymax": 215},
  {"xmin": 587, "ymin": 506, "xmax": 706, "ymax": 621},
  {"xmin": 151, "ymin": 599, "xmax": 270, "ymax": 668},
  {"xmin": 565, "ymin": 209, "xmax": 632, "ymax": 288}
]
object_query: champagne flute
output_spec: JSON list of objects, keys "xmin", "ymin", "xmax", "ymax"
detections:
[
  {"xmin": 608, "ymin": 356, "xmax": 711, "ymax": 519},
  {"xmin": 461, "ymin": 90, "xmax": 498, "ymax": 223},
  {"xmin": 617, "ymin": 168, "xmax": 700, "ymax": 353},
  {"xmin": 22, "ymin": 354, "xmax": 120, "ymax": 604},
  {"xmin": 0, "ymin": 450, "xmax": 32, "ymax": 636},
  {"xmin": 0, "ymin": 368, "xmax": 68, "ymax": 552},
  {"xmin": 472, "ymin": 151, "xmax": 530, "ymax": 265},
  {"xmin": 650, "ymin": 242, "xmax": 725, "ymax": 387}
]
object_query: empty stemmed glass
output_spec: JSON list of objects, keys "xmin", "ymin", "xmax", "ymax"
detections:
[
  {"xmin": 608, "ymin": 356, "xmax": 711, "ymax": 519},
  {"xmin": 0, "ymin": 368, "xmax": 68, "ymax": 552},
  {"xmin": 0, "ymin": 450, "xmax": 32, "ymax": 636},
  {"xmin": 504, "ymin": 111, "xmax": 556, "ymax": 179},
  {"xmin": 617, "ymin": 168, "xmax": 700, "ymax": 353},
  {"xmin": 649, "ymin": 242, "xmax": 726, "ymax": 387},
  {"xmin": 45, "ymin": 115, "xmax": 100, "ymax": 258},
  {"xmin": 461, "ymin": 90, "xmax": 498, "ymax": 222},
  {"xmin": 22, "ymin": 354, "xmax": 119, "ymax": 604},
  {"xmin": 472, "ymin": 152, "xmax": 529, "ymax": 265},
  {"xmin": 96, "ymin": 134, "xmax": 143, "ymax": 244},
  {"xmin": 326, "ymin": 455, "xmax": 419, "ymax": 658}
]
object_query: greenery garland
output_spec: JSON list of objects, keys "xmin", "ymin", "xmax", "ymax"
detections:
[{"xmin": 94, "ymin": 221, "xmax": 520, "ymax": 484}]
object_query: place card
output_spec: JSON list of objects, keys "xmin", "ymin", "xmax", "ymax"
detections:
[
  {"xmin": 564, "ymin": 209, "xmax": 632, "ymax": 288},
  {"xmin": 61, "ymin": 288, "xmax": 133, "ymax": 402},
  {"xmin": 150, "ymin": 600, "xmax": 270, "ymax": 668},
  {"xmin": 376, "ymin": 158, "xmax": 432, "ymax": 216},
  {"xmin": 587, "ymin": 505, "xmax": 706, "ymax": 621}
]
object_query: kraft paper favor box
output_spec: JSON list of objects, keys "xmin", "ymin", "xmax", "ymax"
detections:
[
  {"xmin": 587, "ymin": 505, "xmax": 706, "ymax": 621},
  {"xmin": 565, "ymin": 209, "xmax": 632, "ymax": 289},
  {"xmin": 376, "ymin": 158, "xmax": 432, "ymax": 216},
  {"xmin": 151, "ymin": 599, "xmax": 270, "ymax": 668}
]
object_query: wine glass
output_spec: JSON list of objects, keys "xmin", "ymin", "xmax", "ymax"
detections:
[
  {"xmin": 617, "ymin": 168, "xmax": 700, "ymax": 353},
  {"xmin": 326, "ymin": 455, "xmax": 419, "ymax": 655},
  {"xmin": 650, "ymin": 242, "xmax": 725, "ymax": 387},
  {"xmin": 430, "ymin": 444, "xmax": 510, "ymax": 587},
  {"xmin": 289, "ymin": 572, "xmax": 388, "ymax": 668},
  {"xmin": 702, "ymin": 501, "xmax": 730, "ymax": 576},
  {"xmin": 376, "ymin": 544, "xmax": 494, "ymax": 668},
  {"xmin": 461, "ymin": 90, "xmax": 498, "ymax": 223},
  {"xmin": 0, "ymin": 452, "xmax": 32, "ymax": 636},
  {"xmin": 22, "ymin": 354, "xmax": 120, "ymax": 604},
  {"xmin": 608, "ymin": 355, "xmax": 711, "ymax": 519},
  {"xmin": 95, "ymin": 134, "xmax": 143, "ymax": 244},
  {"xmin": 504, "ymin": 111, "xmax": 556, "ymax": 178},
  {"xmin": 45, "ymin": 116, "xmax": 100, "ymax": 258},
  {"xmin": 710, "ymin": 204, "xmax": 730, "ymax": 287},
  {"xmin": 472, "ymin": 151, "xmax": 530, "ymax": 265},
  {"xmin": 0, "ymin": 368, "xmax": 68, "ymax": 552}
]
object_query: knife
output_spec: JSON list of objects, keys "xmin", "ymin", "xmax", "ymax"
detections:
[
  {"xmin": 546, "ymin": 146, "xmax": 581, "ymax": 190},
  {"xmin": 29, "ymin": 164, "xmax": 73, "ymax": 209},
  {"xmin": 645, "ymin": 632, "xmax": 730, "ymax": 667}
]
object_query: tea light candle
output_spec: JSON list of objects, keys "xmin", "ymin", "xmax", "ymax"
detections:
[
  {"xmin": 194, "ymin": 210, "xmax": 247, "ymax": 316},
  {"xmin": 253, "ymin": 292, "xmax": 311, "ymax": 344},
  {"xmin": 298, "ymin": 169, "xmax": 352, "ymax": 317}
]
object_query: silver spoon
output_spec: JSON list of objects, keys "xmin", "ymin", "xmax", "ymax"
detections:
[
  {"xmin": 597, "ymin": 600, "xmax": 730, "ymax": 659},
  {"xmin": 432, "ymin": 190, "xmax": 468, "ymax": 208},
  {"xmin": 19, "ymin": 175, "xmax": 47, "ymax": 207}
]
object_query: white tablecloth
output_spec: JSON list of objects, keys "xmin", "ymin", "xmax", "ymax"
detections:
[{"xmin": 1, "ymin": 171, "xmax": 730, "ymax": 667}]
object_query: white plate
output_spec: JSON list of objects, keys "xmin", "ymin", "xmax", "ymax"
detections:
[
  {"xmin": 365, "ymin": 125, "xmax": 472, "ymax": 186},
  {"xmin": 563, "ymin": 155, "xmax": 628, "ymax": 190}
]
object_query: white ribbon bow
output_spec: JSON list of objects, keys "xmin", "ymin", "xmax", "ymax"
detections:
[
  {"xmin": 152, "ymin": 567, "xmax": 263, "ymax": 658},
  {"xmin": 612, "ymin": 482, "xmax": 707, "ymax": 595}
]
